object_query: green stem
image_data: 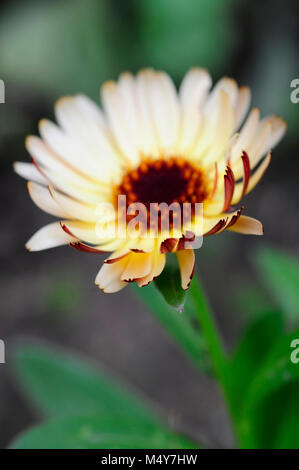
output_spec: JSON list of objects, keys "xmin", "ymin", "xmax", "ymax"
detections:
[
  {"xmin": 190, "ymin": 275, "xmax": 241, "ymax": 445},
  {"xmin": 189, "ymin": 276, "xmax": 228, "ymax": 388}
]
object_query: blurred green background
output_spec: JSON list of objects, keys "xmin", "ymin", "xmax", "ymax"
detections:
[{"xmin": 0, "ymin": 0, "xmax": 299, "ymax": 449}]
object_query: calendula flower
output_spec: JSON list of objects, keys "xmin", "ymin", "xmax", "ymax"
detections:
[{"xmin": 15, "ymin": 68, "xmax": 286, "ymax": 293}]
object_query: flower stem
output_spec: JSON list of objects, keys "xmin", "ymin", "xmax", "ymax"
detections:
[
  {"xmin": 189, "ymin": 275, "xmax": 243, "ymax": 443},
  {"xmin": 189, "ymin": 276, "xmax": 229, "ymax": 388}
]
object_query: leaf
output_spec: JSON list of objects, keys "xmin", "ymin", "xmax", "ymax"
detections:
[
  {"xmin": 154, "ymin": 258, "xmax": 186, "ymax": 310},
  {"xmin": 255, "ymin": 246, "xmax": 299, "ymax": 323},
  {"xmin": 238, "ymin": 328, "xmax": 299, "ymax": 447},
  {"xmin": 247, "ymin": 382, "xmax": 299, "ymax": 449},
  {"xmin": 272, "ymin": 382, "xmax": 299, "ymax": 449},
  {"xmin": 244, "ymin": 329, "xmax": 299, "ymax": 411},
  {"xmin": 232, "ymin": 281, "xmax": 273, "ymax": 318},
  {"xmin": 13, "ymin": 343, "xmax": 160, "ymax": 425},
  {"xmin": 228, "ymin": 310, "xmax": 284, "ymax": 413},
  {"xmin": 10, "ymin": 414, "xmax": 198, "ymax": 449},
  {"xmin": 132, "ymin": 281, "xmax": 211, "ymax": 373}
]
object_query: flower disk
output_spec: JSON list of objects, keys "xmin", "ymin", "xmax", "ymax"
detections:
[{"xmin": 116, "ymin": 157, "xmax": 207, "ymax": 233}]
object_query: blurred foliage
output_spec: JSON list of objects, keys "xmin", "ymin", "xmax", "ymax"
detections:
[
  {"xmin": 234, "ymin": 327, "xmax": 299, "ymax": 449},
  {"xmin": 247, "ymin": 6, "xmax": 299, "ymax": 139},
  {"xmin": 232, "ymin": 281, "xmax": 273, "ymax": 319},
  {"xmin": 0, "ymin": 0, "xmax": 114, "ymax": 99},
  {"xmin": 132, "ymin": 279, "xmax": 211, "ymax": 374},
  {"xmin": 137, "ymin": 0, "xmax": 237, "ymax": 78},
  {"xmin": 13, "ymin": 344, "xmax": 161, "ymax": 420},
  {"xmin": 12, "ymin": 245, "xmax": 299, "ymax": 449},
  {"xmin": 0, "ymin": 0, "xmax": 239, "ymax": 101},
  {"xmin": 11, "ymin": 414, "xmax": 197, "ymax": 449},
  {"xmin": 227, "ymin": 246, "xmax": 299, "ymax": 448},
  {"xmin": 11, "ymin": 343, "xmax": 198, "ymax": 449},
  {"xmin": 136, "ymin": 245, "xmax": 299, "ymax": 449},
  {"xmin": 0, "ymin": 0, "xmax": 298, "ymax": 140},
  {"xmin": 255, "ymin": 246, "xmax": 299, "ymax": 325},
  {"xmin": 46, "ymin": 277, "xmax": 81, "ymax": 316}
]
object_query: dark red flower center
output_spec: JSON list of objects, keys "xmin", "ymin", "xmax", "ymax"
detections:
[
  {"xmin": 118, "ymin": 157, "xmax": 206, "ymax": 207},
  {"xmin": 116, "ymin": 157, "xmax": 207, "ymax": 233}
]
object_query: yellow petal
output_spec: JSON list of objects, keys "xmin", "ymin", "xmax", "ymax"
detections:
[
  {"xmin": 121, "ymin": 252, "xmax": 152, "ymax": 281},
  {"xmin": 227, "ymin": 215, "xmax": 263, "ymax": 235},
  {"xmin": 176, "ymin": 249, "xmax": 195, "ymax": 290},
  {"xmin": 137, "ymin": 249, "xmax": 166, "ymax": 287}
]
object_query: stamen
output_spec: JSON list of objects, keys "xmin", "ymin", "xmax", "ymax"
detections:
[{"xmin": 116, "ymin": 157, "xmax": 208, "ymax": 233}]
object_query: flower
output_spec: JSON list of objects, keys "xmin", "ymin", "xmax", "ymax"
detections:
[{"xmin": 15, "ymin": 68, "xmax": 286, "ymax": 293}]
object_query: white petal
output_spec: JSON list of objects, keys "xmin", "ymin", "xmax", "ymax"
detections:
[
  {"xmin": 178, "ymin": 68, "xmax": 211, "ymax": 152},
  {"xmin": 147, "ymin": 71, "xmax": 180, "ymax": 151},
  {"xmin": 95, "ymin": 256, "xmax": 129, "ymax": 292},
  {"xmin": 231, "ymin": 151, "xmax": 272, "ymax": 204},
  {"xmin": 234, "ymin": 86, "xmax": 251, "ymax": 130},
  {"xmin": 101, "ymin": 278, "xmax": 128, "ymax": 293},
  {"xmin": 199, "ymin": 90, "xmax": 235, "ymax": 166},
  {"xmin": 39, "ymin": 119, "xmax": 121, "ymax": 184},
  {"xmin": 247, "ymin": 120, "xmax": 272, "ymax": 169},
  {"xmin": 28, "ymin": 182, "xmax": 69, "ymax": 217},
  {"xmin": 135, "ymin": 69, "xmax": 161, "ymax": 157},
  {"xmin": 205, "ymin": 77, "xmax": 239, "ymax": 113},
  {"xmin": 50, "ymin": 186, "xmax": 100, "ymax": 222},
  {"xmin": 101, "ymin": 80, "xmax": 140, "ymax": 166},
  {"xmin": 61, "ymin": 220, "xmax": 114, "ymax": 245},
  {"xmin": 26, "ymin": 222, "xmax": 76, "ymax": 251},
  {"xmin": 261, "ymin": 115, "xmax": 287, "ymax": 153},
  {"xmin": 230, "ymin": 107, "xmax": 260, "ymax": 164},
  {"xmin": 26, "ymin": 135, "xmax": 115, "ymax": 207},
  {"xmin": 14, "ymin": 161, "xmax": 47, "ymax": 185},
  {"xmin": 179, "ymin": 68, "xmax": 212, "ymax": 110},
  {"xmin": 26, "ymin": 135, "xmax": 103, "ymax": 191},
  {"xmin": 55, "ymin": 95, "xmax": 123, "ymax": 175},
  {"xmin": 26, "ymin": 135, "xmax": 80, "ymax": 183}
]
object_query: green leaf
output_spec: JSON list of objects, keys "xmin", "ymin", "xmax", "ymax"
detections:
[
  {"xmin": 10, "ymin": 414, "xmax": 198, "ymax": 449},
  {"xmin": 272, "ymin": 382, "xmax": 299, "ymax": 449},
  {"xmin": 154, "ymin": 259, "xmax": 186, "ymax": 310},
  {"xmin": 245, "ymin": 329, "xmax": 299, "ymax": 411},
  {"xmin": 132, "ymin": 281, "xmax": 211, "ymax": 373},
  {"xmin": 228, "ymin": 311, "xmax": 284, "ymax": 413},
  {"xmin": 232, "ymin": 281, "xmax": 274, "ymax": 318},
  {"xmin": 247, "ymin": 382, "xmax": 299, "ymax": 449},
  {"xmin": 255, "ymin": 246, "xmax": 299, "ymax": 323},
  {"xmin": 238, "ymin": 328, "xmax": 299, "ymax": 447},
  {"xmin": 13, "ymin": 343, "xmax": 160, "ymax": 425}
]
